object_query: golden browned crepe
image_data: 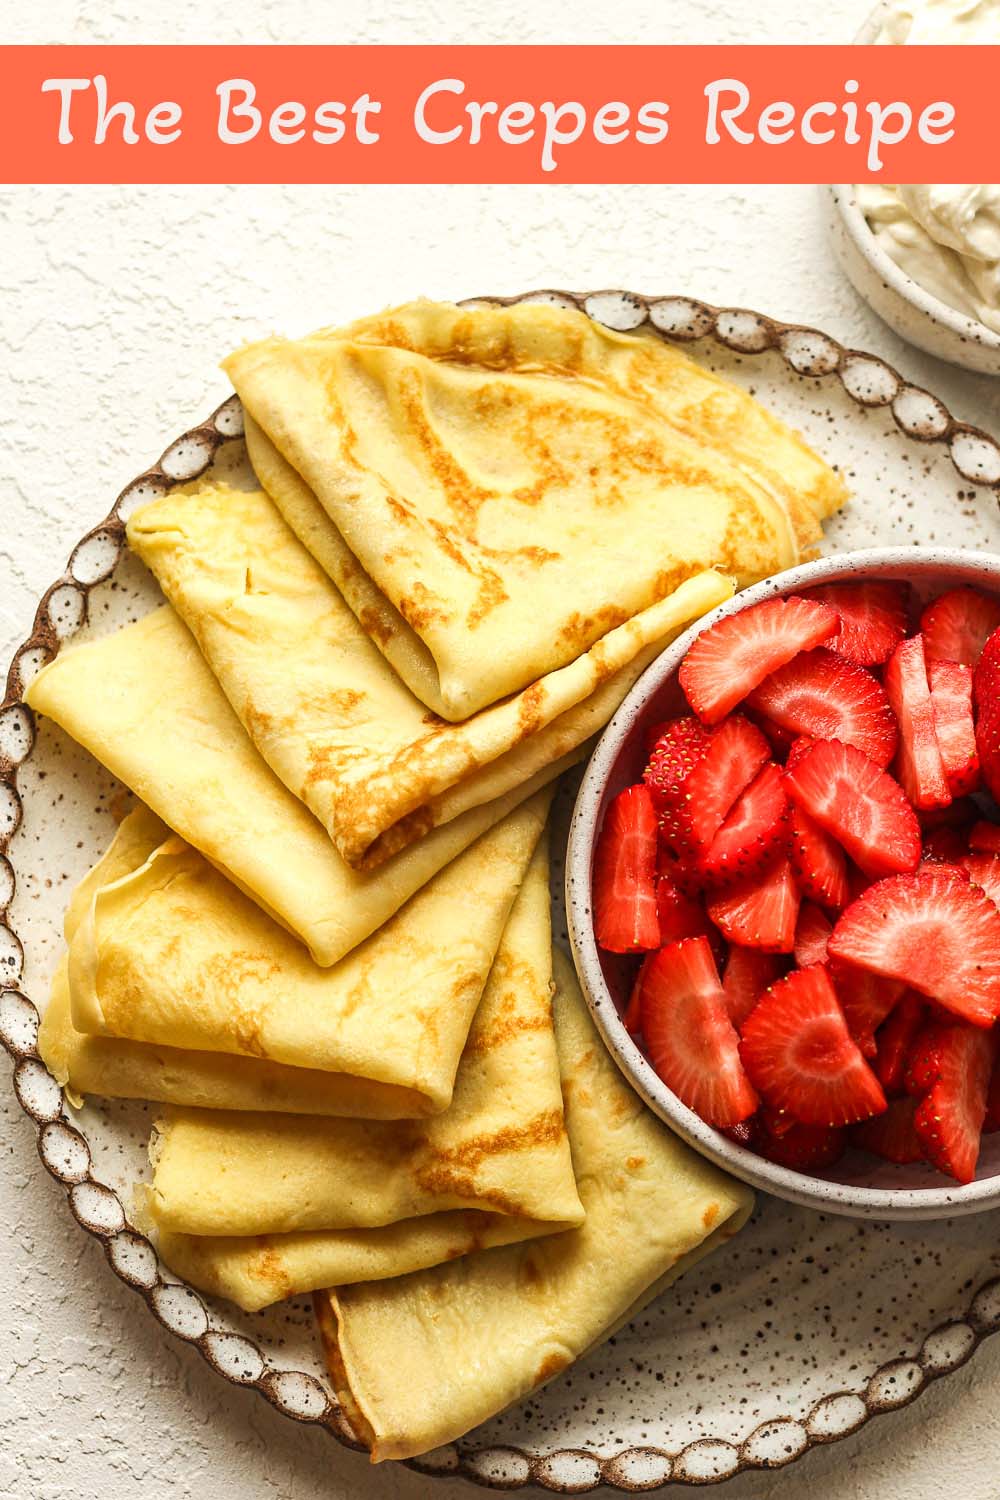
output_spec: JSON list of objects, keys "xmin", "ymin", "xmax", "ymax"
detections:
[
  {"xmin": 225, "ymin": 299, "xmax": 845, "ymax": 720},
  {"xmin": 24, "ymin": 607, "xmax": 574, "ymax": 965},
  {"xmin": 318, "ymin": 952, "xmax": 754, "ymax": 1463},
  {"xmin": 126, "ymin": 479, "xmax": 731, "ymax": 868}
]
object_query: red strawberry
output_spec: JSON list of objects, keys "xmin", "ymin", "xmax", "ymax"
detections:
[
  {"xmin": 698, "ymin": 762, "xmax": 789, "ymax": 886},
  {"xmin": 784, "ymin": 740, "xmax": 921, "ymax": 879},
  {"xmin": 852, "ymin": 1095, "xmax": 924, "ymax": 1164},
  {"xmin": 644, "ymin": 717, "xmax": 711, "ymax": 835},
  {"xmin": 655, "ymin": 867, "xmax": 713, "ymax": 946},
  {"xmin": 830, "ymin": 960, "xmax": 905, "ymax": 1058},
  {"xmin": 788, "ymin": 800, "xmax": 849, "ymax": 911},
  {"xmin": 739, "ymin": 965, "xmax": 886, "ymax": 1126},
  {"xmin": 922, "ymin": 825, "xmax": 971, "ymax": 864},
  {"xmin": 637, "ymin": 938, "xmax": 758, "ymax": 1127},
  {"xmin": 679, "ymin": 595, "xmax": 838, "ymax": 725},
  {"xmin": 921, "ymin": 586, "xmax": 1000, "ymax": 668},
  {"xmin": 593, "ymin": 784, "xmax": 660, "ymax": 953},
  {"xmin": 828, "ymin": 864, "xmax": 1000, "ymax": 1027},
  {"xmin": 873, "ymin": 991, "xmax": 926, "ymax": 1095},
  {"xmin": 794, "ymin": 901, "xmax": 833, "ymax": 968},
  {"xmin": 750, "ymin": 713, "xmax": 797, "ymax": 758},
  {"xmin": 973, "ymin": 632, "xmax": 1000, "ymax": 802},
  {"xmin": 984, "ymin": 1053, "xmax": 1000, "ymax": 1133},
  {"xmin": 804, "ymin": 580, "xmax": 909, "ymax": 667},
  {"xmin": 664, "ymin": 716, "xmax": 771, "ymax": 858},
  {"xmin": 846, "ymin": 862, "xmax": 876, "ymax": 905},
  {"xmin": 707, "ymin": 853, "xmax": 800, "ymax": 953},
  {"xmin": 755, "ymin": 1116, "xmax": 847, "ymax": 1170},
  {"xmin": 884, "ymin": 635, "xmax": 951, "ymax": 811},
  {"xmin": 722, "ymin": 946, "xmax": 784, "ymax": 1030},
  {"xmin": 910, "ymin": 1021, "xmax": 997, "ymax": 1183},
  {"xmin": 959, "ymin": 852, "xmax": 1000, "ymax": 910},
  {"xmin": 722, "ymin": 1118, "xmax": 756, "ymax": 1147},
  {"xmin": 929, "ymin": 659, "xmax": 980, "ymax": 796},
  {"xmin": 970, "ymin": 820, "xmax": 1000, "ymax": 854},
  {"xmin": 746, "ymin": 649, "xmax": 898, "ymax": 768}
]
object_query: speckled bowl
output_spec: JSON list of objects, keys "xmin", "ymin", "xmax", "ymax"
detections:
[
  {"xmin": 828, "ymin": 4, "xmax": 1000, "ymax": 376},
  {"xmin": 568, "ymin": 548, "xmax": 1000, "ymax": 1222}
]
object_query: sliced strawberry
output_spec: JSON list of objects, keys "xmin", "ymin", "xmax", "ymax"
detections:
[
  {"xmin": 830, "ymin": 960, "xmax": 905, "ymax": 1058},
  {"xmin": 970, "ymin": 820, "xmax": 1000, "ymax": 854},
  {"xmin": 922, "ymin": 825, "xmax": 971, "ymax": 864},
  {"xmin": 644, "ymin": 717, "xmax": 711, "ymax": 841},
  {"xmin": 593, "ymin": 784, "xmax": 660, "ymax": 953},
  {"xmin": 928, "ymin": 659, "xmax": 980, "ymax": 796},
  {"xmin": 655, "ymin": 867, "xmax": 713, "ymax": 946},
  {"xmin": 985, "ymin": 1053, "xmax": 1000, "ymax": 1133},
  {"xmin": 722, "ymin": 1118, "xmax": 756, "ymax": 1147},
  {"xmin": 785, "ymin": 735, "xmax": 815, "ymax": 772},
  {"xmin": 884, "ymin": 635, "xmax": 951, "ymax": 810},
  {"xmin": 852, "ymin": 1095, "xmax": 924, "ymax": 1164},
  {"xmin": 664, "ymin": 716, "xmax": 771, "ymax": 858},
  {"xmin": 794, "ymin": 902, "xmax": 833, "ymax": 968},
  {"xmin": 921, "ymin": 587, "xmax": 1000, "ymax": 668},
  {"xmin": 873, "ymin": 991, "xmax": 926, "ymax": 1095},
  {"xmin": 789, "ymin": 800, "xmax": 849, "ymax": 911},
  {"xmin": 755, "ymin": 1116, "xmax": 847, "ymax": 1170},
  {"xmin": 911, "ymin": 1022, "xmax": 997, "ymax": 1183},
  {"xmin": 747, "ymin": 649, "xmax": 898, "ymax": 769},
  {"xmin": 739, "ymin": 965, "xmax": 886, "ymax": 1127},
  {"xmin": 698, "ymin": 762, "xmax": 789, "ymax": 886},
  {"xmin": 679, "ymin": 595, "xmax": 838, "ymax": 725},
  {"xmin": 973, "ymin": 630, "xmax": 1000, "ymax": 803},
  {"xmin": 828, "ymin": 864, "xmax": 1000, "ymax": 1027},
  {"xmin": 637, "ymin": 938, "xmax": 758, "ymax": 1127},
  {"xmin": 959, "ymin": 852, "xmax": 1000, "ymax": 910},
  {"xmin": 804, "ymin": 580, "xmax": 909, "ymax": 667},
  {"xmin": 707, "ymin": 853, "xmax": 800, "ymax": 953},
  {"xmin": 784, "ymin": 740, "xmax": 921, "ymax": 879},
  {"xmin": 721, "ymin": 946, "xmax": 784, "ymax": 1030}
]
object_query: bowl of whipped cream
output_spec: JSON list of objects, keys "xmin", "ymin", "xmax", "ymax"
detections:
[{"xmin": 830, "ymin": 0, "xmax": 1000, "ymax": 374}]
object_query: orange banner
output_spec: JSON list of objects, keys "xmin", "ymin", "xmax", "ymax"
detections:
[{"xmin": 0, "ymin": 45, "xmax": 994, "ymax": 184}]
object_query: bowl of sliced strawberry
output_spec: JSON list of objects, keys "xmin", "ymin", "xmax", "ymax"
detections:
[{"xmin": 567, "ymin": 549, "xmax": 1000, "ymax": 1218}]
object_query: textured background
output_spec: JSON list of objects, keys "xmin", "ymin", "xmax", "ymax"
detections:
[{"xmin": 3, "ymin": 3, "xmax": 1000, "ymax": 1497}]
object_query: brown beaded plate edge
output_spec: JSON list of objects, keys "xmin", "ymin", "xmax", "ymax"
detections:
[{"xmin": 2, "ymin": 290, "xmax": 1000, "ymax": 1494}]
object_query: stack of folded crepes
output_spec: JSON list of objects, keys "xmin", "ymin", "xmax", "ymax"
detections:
[{"xmin": 24, "ymin": 297, "xmax": 846, "ymax": 1460}]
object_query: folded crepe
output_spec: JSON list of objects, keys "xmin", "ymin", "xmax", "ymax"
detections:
[
  {"xmin": 126, "ymin": 479, "xmax": 731, "ymax": 868},
  {"xmin": 45, "ymin": 794, "xmax": 547, "ymax": 1118},
  {"xmin": 317, "ymin": 951, "xmax": 754, "ymax": 1463},
  {"xmin": 24, "ymin": 606, "xmax": 573, "ymax": 965},
  {"xmin": 143, "ymin": 843, "xmax": 585, "ymax": 1307},
  {"xmin": 225, "ymin": 298, "xmax": 846, "ymax": 720}
]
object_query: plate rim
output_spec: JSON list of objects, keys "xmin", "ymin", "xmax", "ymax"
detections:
[{"xmin": 2, "ymin": 288, "xmax": 1000, "ymax": 1494}]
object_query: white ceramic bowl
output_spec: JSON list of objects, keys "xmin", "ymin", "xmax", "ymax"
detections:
[
  {"xmin": 567, "ymin": 549, "xmax": 1000, "ymax": 1220},
  {"xmin": 828, "ymin": 6, "xmax": 1000, "ymax": 376}
]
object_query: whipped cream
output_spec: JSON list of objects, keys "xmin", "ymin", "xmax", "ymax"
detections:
[{"xmin": 856, "ymin": 0, "xmax": 1000, "ymax": 334}]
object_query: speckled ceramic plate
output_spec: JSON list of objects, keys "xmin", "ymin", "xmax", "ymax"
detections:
[{"xmin": 3, "ymin": 290, "xmax": 1000, "ymax": 1494}]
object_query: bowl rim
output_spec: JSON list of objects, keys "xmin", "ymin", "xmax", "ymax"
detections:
[{"xmin": 567, "ymin": 546, "xmax": 1000, "ymax": 1221}]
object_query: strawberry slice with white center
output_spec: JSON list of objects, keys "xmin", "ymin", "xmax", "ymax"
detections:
[
  {"xmin": 852, "ymin": 1095, "xmax": 924, "ymax": 1164},
  {"xmin": 928, "ymin": 659, "xmax": 980, "ymax": 796},
  {"xmin": 784, "ymin": 739, "xmax": 921, "ymax": 879},
  {"xmin": 662, "ymin": 715, "xmax": 771, "ymax": 859},
  {"xmin": 707, "ymin": 852, "xmax": 800, "ymax": 953},
  {"xmin": 909, "ymin": 1021, "xmax": 997, "ymax": 1183},
  {"xmin": 970, "ymin": 820, "xmax": 1000, "ymax": 854},
  {"xmin": 829, "ymin": 960, "xmax": 905, "ymax": 1058},
  {"xmin": 698, "ymin": 761, "xmax": 789, "ymax": 886},
  {"xmin": 746, "ymin": 649, "xmax": 898, "ymax": 768},
  {"xmin": 679, "ymin": 595, "xmax": 838, "ymax": 725},
  {"xmin": 722, "ymin": 946, "xmax": 784, "ymax": 1030},
  {"xmin": 739, "ymin": 965, "xmax": 887, "ymax": 1127},
  {"xmin": 828, "ymin": 863, "xmax": 1000, "ymax": 1027},
  {"xmin": 884, "ymin": 635, "xmax": 951, "ymax": 810},
  {"xmin": 959, "ymin": 852, "xmax": 1000, "ymax": 910},
  {"xmin": 803, "ymin": 580, "xmax": 909, "ymax": 667},
  {"xmin": 788, "ymin": 798, "xmax": 849, "ymax": 911},
  {"xmin": 593, "ymin": 784, "xmax": 660, "ymax": 953},
  {"xmin": 873, "ymin": 990, "xmax": 926, "ymax": 1096},
  {"xmin": 794, "ymin": 901, "xmax": 834, "ymax": 968},
  {"xmin": 921, "ymin": 586, "xmax": 1000, "ymax": 668},
  {"xmin": 636, "ymin": 937, "xmax": 759, "ymax": 1127}
]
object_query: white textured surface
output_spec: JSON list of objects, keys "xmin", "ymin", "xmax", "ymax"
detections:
[{"xmin": 4, "ymin": 2, "xmax": 1000, "ymax": 1497}]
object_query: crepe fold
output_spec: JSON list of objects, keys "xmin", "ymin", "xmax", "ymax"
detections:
[
  {"xmin": 24, "ymin": 606, "xmax": 572, "ymax": 966},
  {"xmin": 145, "ymin": 842, "xmax": 586, "ymax": 1305},
  {"xmin": 126, "ymin": 480, "xmax": 731, "ymax": 869},
  {"xmin": 317, "ymin": 951, "xmax": 754, "ymax": 1463},
  {"xmin": 225, "ymin": 298, "xmax": 846, "ymax": 721}
]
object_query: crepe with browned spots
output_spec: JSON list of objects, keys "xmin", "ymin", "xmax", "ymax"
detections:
[
  {"xmin": 225, "ymin": 299, "xmax": 845, "ymax": 722},
  {"xmin": 317, "ymin": 951, "xmax": 754, "ymax": 1463}
]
